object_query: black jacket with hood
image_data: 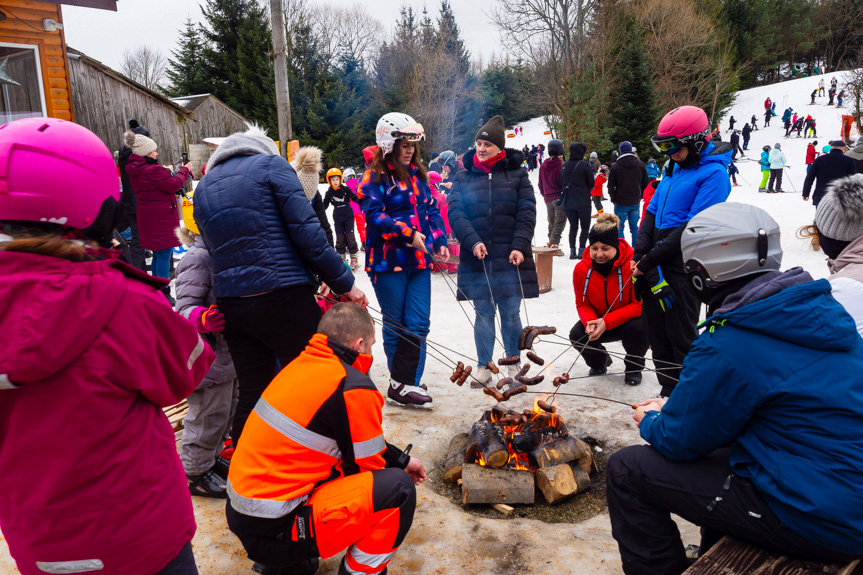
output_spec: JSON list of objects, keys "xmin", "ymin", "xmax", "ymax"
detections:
[
  {"xmin": 608, "ymin": 153, "xmax": 649, "ymax": 206},
  {"xmin": 558, "ymin": 143, "xmax": 595, "ymax": 210}
]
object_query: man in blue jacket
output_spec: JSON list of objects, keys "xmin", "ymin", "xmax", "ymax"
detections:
[
  {"xmin": 608, "ymin": 203, "xmax": 863, "ymax": 575},
  {"xmin": 635, "ymin": 106, "xmax": 731, "ymax": 396}
]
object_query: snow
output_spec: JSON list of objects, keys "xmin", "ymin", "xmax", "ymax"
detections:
[{"xmin": 0, "ymin": 76, "xmax": 855, "ymax": 575}]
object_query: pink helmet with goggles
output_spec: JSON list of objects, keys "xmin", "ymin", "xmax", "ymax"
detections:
[
  {"xmin": 651, "ymin": 106, "xmax": 710, "ymax": 155},
  {"xmin": 0, "ymin": 117, "xmax": 119, "ymax": 230}
]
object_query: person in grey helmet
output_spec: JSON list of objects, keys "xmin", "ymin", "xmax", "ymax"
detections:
[
  {"xmin": 606, "ymin": 202, "xmax": 863, "ymax": 575},
  {"xmin": 538, "ymin": 139, "xmax": 567, "ymax": 250}
]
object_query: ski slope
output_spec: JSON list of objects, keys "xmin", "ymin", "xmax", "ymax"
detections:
[{"xmin": 509, "ymin": 71, "xmax": 859, "ymax": 280}]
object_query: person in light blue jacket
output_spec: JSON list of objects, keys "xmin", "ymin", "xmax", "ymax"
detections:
[
  {"xmin": 608, "ymin": 203, "xmax": 863, "ymax": 575},
  {"xmin": 767, "ymin": 142, "xmax": 787, "ymax": 193}
]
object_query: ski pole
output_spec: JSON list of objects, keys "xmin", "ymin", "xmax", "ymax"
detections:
[{"xmin": 783, "ymin": 167, "xmax": 798, "ymax": 193}]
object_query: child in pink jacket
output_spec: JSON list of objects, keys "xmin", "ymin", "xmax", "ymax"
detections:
[{"xmin": 0, "ymin": 118, "xmax": 215, "ymax": 575}]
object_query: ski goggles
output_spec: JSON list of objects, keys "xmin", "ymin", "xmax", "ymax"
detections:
[
  {"xmin": 651, "ymin": 136, "xmax": 684, "ymax": 155},
  {"xmin": 393, "ymin": 124, "xmax": 426, "ymax": 142}
]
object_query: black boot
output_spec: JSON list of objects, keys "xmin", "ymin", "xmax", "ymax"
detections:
[
  {"xmin": 187, "ymin": 469, "xmax": 227, "ymax": 499},
  {"xmin": 162, "ymin": 286, "xmax": 175, "ymax": 307},
  {"xmin": 624, "ymin": 371, "xmax": 642, "ymax": 386},
  {"xmin": 570, "ymin": 248, "xmax": 578, "ymax": 260},
  {"xmin": 254, "ymin": 558, "xmax": 319, "ymax": 575},
  {"xmin": 212, "ymin": 455, "xmax": 231, "ymax": 479},
  {"xmin": 588, "ymin": 355, "xmax": 613, "ymax": 376}
]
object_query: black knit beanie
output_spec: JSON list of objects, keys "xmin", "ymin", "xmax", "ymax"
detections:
[
  {"xmin": 476, "ymin": 115, "xmax": 506, "ymax": 150},
  {"xmin": 588, "ymin": 225, "xmax": 619, "ymax": 249}
]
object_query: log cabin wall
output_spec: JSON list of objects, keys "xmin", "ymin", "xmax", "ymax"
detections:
[
  {"xmin": 0, "ymin": 0, "xmax": 72, "ymax": 121},
  {"xmin": 180, "ymin": 95, "xmax": 249, "ymax": 143},
  {"xmin": 67, "ymin": 47, "xmax": 192, "ymax": 157}
]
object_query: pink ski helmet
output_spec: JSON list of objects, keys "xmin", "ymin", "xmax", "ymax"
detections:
[
  {"xmin": 651, "ymin": 106, "xmax": 711, "ymax": 155},
  {"xmin": 0, "ymin": 117, "xmax": 119, "ymax": 230}
]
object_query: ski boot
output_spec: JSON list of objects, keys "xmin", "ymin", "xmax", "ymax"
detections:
[
  {"xmin": 624, "ymin": 371, "xmax": 643, "ymax": 386},
  {"xmin": 387, "ymin": 379, "xmax": 433, "ymax": 408},
  {"xmin": 350, "ymin": 254, "xmax": 359, "ymax": 271}
]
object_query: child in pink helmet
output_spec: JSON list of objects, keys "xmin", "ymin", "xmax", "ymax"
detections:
[{"xmin": 0, "ymin": 118, "xmax": 215, "ymax": 575}]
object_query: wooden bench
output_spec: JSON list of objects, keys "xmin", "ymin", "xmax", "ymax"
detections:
[
  {"xmin": 162, "ymin": 400, "xmax": 189, "ymax": 433},
  {"xmin": 684, "ymin": 536, "xmax": 860, "ymax": 575}
]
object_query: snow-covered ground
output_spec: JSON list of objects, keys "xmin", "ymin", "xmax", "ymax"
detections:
[{"xmin": 0, "ymin": 74, "xmax": 855, "ymax": 575}]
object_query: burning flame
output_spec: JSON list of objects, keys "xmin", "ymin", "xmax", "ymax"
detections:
[{"xmin": 476, "ymin": 396, "xmax": 561, "ymax": 471}]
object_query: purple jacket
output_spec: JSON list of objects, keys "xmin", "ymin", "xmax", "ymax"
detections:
[
  {"xmin": 0, "ymin": 250, "xmax": 215, "ymax": 575},
  {"xmin": 126, "ymin": 155, "xmax": 192, "ymax": 251},
  {"xmin": 538, "ymin": 156, "xmax": 563, "ymax": 202}
]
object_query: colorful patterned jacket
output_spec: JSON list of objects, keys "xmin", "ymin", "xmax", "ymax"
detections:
[{"xmin": 357, "ymin": 166, "xmax": 447, "ymax": 273}]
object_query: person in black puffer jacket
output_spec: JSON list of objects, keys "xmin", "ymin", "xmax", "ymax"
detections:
[
  {"xmin": 194, "ymin": 125, "xmax": 367, "ymax": 443},
  {"xmin": 608, "ymin": 141, "xmax": 649, "ymax": 246},
  {"xmin": 448, "ymin": 115, "xmax": 539, "ymax": 385},
  {"xmin": 559, "ymin": 142, "xmax": 595, "ymax": 259}
]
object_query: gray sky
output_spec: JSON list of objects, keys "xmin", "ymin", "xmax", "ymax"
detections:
[{"xmin": 63, "ymin": 0, "xmax": 499, "ymax": 71}]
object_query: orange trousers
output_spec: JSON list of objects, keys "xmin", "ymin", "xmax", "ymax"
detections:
[{"xmin": 227, "ymin": 468, "xmax": 415, "ymax": 575}]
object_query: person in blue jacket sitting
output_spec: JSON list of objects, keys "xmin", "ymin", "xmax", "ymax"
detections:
[
  {"xmin": 634, "ymin": 106, "xmax": 731, "ymax": 397},
  {"xmin": 607, "ymin": 202, "xmax": 863, "ymax": 575}
]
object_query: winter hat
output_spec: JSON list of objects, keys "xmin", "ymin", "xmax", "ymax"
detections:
[
  {"xmin": 774, "ymin": 142, "xmax": 781, "ymax": 150},
  {"xmin": 362, "ymin": 145, "xmax": 378, "ymax": 166},
  {"xmin": 619, "ymin": 141, "xmax": 633, "ymax": 154},
  {"xmin": 128, "ymin": 118, "xmax": 150, "ymax": 137},
  {"xmin": 815, "ymin": 174, "xmax": 863, "ymax": 244},
  {"xmin": 589, "ymin": 152, "xmax": 598, "ymax": 159},
  {"xmin": 588, "ymin": 213, "xmax": 620, "ymax": 248},
  {"xmin": 124, "ymin": 130, "xmax": 157, "ymax": 157},
  {"xmin": 291, "ymin": 146, "xmax": 323, "ymax": 202},
  {"xmin": 476, "ymin": 115, "xmax": 506, "ymax": 150},
  {"xmin": 829, "ymin": 139, "xmax": 848, "ymax": 149}
]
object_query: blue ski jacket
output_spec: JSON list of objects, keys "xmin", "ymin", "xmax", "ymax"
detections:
[
  {"xmin": 640, "ymin": 277, "xmax": 863, "ymax": 555},
  {"xmin": 760, "ymin": 150, "xmax": 770, "ymax": 170}
]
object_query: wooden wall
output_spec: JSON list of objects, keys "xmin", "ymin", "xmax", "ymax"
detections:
[
  {"xmin": 68, "ymin": 51, "xmax": 190, "ymax": 157},
  {"xmin": 0, "ymin": 0, "xmax": 72, "ymax": 120},
  {"xmin": 183, "ymin": 96, "xmax": 249, "ymax": 143}
]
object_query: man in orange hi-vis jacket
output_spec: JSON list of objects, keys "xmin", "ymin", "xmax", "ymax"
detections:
[{"xmin": 226, "ymin": 303, "xmax": 427, "ymax": 575}]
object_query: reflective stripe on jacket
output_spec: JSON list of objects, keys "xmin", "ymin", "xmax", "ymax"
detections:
[{"xmin": 227, "ymin": 334, "xmax": 406, "ymax": 518}]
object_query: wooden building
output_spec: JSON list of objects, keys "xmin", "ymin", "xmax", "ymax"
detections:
[{"xmin": 169, "ymin": 93, "xmax": 249, "ymax": 143}]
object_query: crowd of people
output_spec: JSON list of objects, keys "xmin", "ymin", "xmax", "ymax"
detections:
[{"xmin": 1, "ymin": 93, "xmax": 862, "ymax": 575}]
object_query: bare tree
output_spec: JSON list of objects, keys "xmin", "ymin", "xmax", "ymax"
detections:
[
  {"xmin": 844, "ymin": 49, "xmax": 863, "ymax": 134},
  {"xmin": 305, "ymin": 2, "xmax": 383, "ymax": 66},
  {"xmin": 120, "ymin": 45, "xmax": 168, "ymax": 91}
]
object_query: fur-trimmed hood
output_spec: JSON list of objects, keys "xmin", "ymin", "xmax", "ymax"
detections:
[
  {"xmin": 291, "ymin": 146, "xmax": 323, "ymax": 202},
  {"xmin": 206, "ymin": 125, "xmax": 279, "ymax": 172},
  {"xmin": 175, "ymin": 225, "xmax": 195, "ymax": 247}
]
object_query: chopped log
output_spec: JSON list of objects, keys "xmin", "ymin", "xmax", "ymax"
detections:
[
  {"xmin": 461, "ymin": 464, "xmax": 535, "ymax": 505},
  {"xmin": 491, "ymin": 503, "xmax": 514, "ymax": 516},
  {"xmin": 442, "ymin": 433, "xmax": 470, "ymax": 484},
  {"xmin": 534, "ymin": 463, "xmax": 590, "ymax": 504},
  {"xmin": 528, "ymin": 436, "xmax": 592, "ymax": 469},
  {"xmin": 466, "ymin": 421, "xmax": 508, "ymax": 468},
  {"xmin": 683, "ymin": 536, "xmax": 860, "ymax": 575}
]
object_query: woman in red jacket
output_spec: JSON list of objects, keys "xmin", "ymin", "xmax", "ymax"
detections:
[{"xmin": 570, "ymin": 213, "xmax": 648, "ymax": 385}]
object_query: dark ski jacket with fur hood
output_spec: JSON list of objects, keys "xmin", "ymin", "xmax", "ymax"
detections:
[
  {"xmin": 193, "ymin": 130, "xmax": 354, "ymax": 298},
  {"xmin": 448, "ymin": 148, "xmax": 539, "ymax": 301}
]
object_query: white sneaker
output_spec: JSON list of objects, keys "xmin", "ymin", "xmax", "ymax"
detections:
[
  {"xmin": 387, "ymin": 379, "xmax": 433, "ymax": 408},
  {"xmin": 506, "ymin": 363, "xmax": 523, "ymax": 378},
  {"xmin": 472, "ymin": 367, "xmax": 492, "ymax": 388}
]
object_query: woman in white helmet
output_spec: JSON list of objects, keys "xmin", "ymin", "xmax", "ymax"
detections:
[{"xmin": 357, "ymin": 112, "xmax": 449, "ymax": 408}]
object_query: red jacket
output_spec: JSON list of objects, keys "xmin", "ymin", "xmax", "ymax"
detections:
[
  {"xmin": 0, "ymin": 250, "xmax": 215, "ymax": 575},
  {"xmin": 126, "ymin": 155, "xmax": 193, "ymax": 251},
  {"xmin": 591, "ymin": 172, "xmax": 607, "ymax": 197},
  {"xmin": 806, "ymin": 145, "xmax": 817, "ymax": 165},
  {"xmin": 572, "ymin": 239, "xmax": 642, "ymax": 330},
  {"xmin": 641, "ymin": 180, "xmax": 658, "ymax": 222}
]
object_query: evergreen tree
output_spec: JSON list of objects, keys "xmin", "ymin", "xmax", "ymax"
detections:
[
  {"xmin": 200, "ymin": 0, "xmax": 251, "ymax": 101},
  {"xmin": 165, "ymin": 18, "xmax": 209, "ymax": 97},
  {"xmin": 230, "ymin": 2, "xmax": 276, "ymax": 132},
  {"xmin": 607, "ymin": 13, "xmax": 658, "ymax": 157},
  {"xmin": 436, "ymin": 1, "xmax": 470, "ymax": 74}
]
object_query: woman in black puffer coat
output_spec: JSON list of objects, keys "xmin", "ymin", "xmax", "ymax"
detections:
[
  {"xmin": 559, "ymin": 142, "xmax": 595, "ymax": 259},
  {"xmin": 448, "ymin": 115, "xmax": 539, "ymax": 384}
]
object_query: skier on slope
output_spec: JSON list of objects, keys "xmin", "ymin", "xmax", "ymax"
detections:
[
  {"xmin": 741, "ymin": 123, "xmax": 752, "ymax": 150},
  {"xmin": 759, "ymin": 145, "xmax": 772, "ymax": 192},
  {"xmin": 634, "ymin": 106, "xmax": 731, "ymax": 397},
  {"xmin": 767, "ymin": 143, "xmax": 787, "ymax": 193},
  {"xmin": 323, "ymin": 168, "xmax": 361, "ymax": 270}
]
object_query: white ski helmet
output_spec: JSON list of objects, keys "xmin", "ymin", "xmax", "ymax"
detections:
[
  {"xmin": 342, "ymin": 167, "xmax": 357, "ymax": 181},
  {"xmin": 682, "ymin": 203, "xmax": 782, "ymax": 304},
  {"xmin": 376, "ymin": 112, "xmax": 425, "ymax": 156}
]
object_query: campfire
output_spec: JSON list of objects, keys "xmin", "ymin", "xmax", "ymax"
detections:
[{"xmin": 443, "ymin": 399, "xmax": 594, "ymax": 506}]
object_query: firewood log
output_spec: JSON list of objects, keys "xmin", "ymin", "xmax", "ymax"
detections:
[
  {"xmin": 443, "ymin": 433, "xmax": 470, "ymax": 484},
  {"xmin": 466, "ymin": 420, "xmax": 508, "ymax": 468}
]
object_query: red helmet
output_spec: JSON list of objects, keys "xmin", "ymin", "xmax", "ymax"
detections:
[{"xmin": 651, "ymin": 106, "xmax": 710, "ymax": 155}]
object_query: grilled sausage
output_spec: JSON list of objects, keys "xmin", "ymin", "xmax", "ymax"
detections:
[{"xmin": 526, "ymin": 351, "xmax": 544, "ymax": 366}]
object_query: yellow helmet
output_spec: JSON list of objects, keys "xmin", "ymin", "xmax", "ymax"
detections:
[
  {"xmin": 326, "ymin": 168, "xmax": 343, "ymax": 181},
  {"xmin": 181, "ymin": 191, "xmax": 199, "ymax": 235}
]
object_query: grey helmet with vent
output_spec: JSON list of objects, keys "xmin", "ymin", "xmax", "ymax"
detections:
[{"xmin": 681, "ymin": 203, "xmax": 782, "ymax": 303}]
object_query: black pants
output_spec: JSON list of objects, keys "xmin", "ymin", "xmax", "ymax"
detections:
[
  {"xmin": 607, "ymin": 446, "xmax": 861, "ymax": 575},
  {"xmin": 569, "ymin": 318, "xmax": 648, "ymax": 372},
  {"xmin": 592, "ymin": 195, "xmax": 603, "ymax": 212},
  {"xmin": 768, "ymin": 168, "xmax": 783, "ymax": 192},
  {"xmin": 155, "ymin": 542, "xmax": 198, "ymax": 575},
  {"xmin": 218, "ymin": 286, "xmax": 322, "ymax": 445},
  {"xmin": 126, "ymin": 213, "xmax": 147, "ymax": 272},
  {"xmin": 565, "ymin": 204, "xmax": 591, "ymax": 252},
  {"xmin": 335, "ymin": 217, "xmax": 358, "ymax": 256},
  {"xmin": 732, "ymin": 145, "xmax": 743, "ymax": 159},
  {"xmin": 640, "ymin": 271, "xmax": 699, "ymax": 396}
]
